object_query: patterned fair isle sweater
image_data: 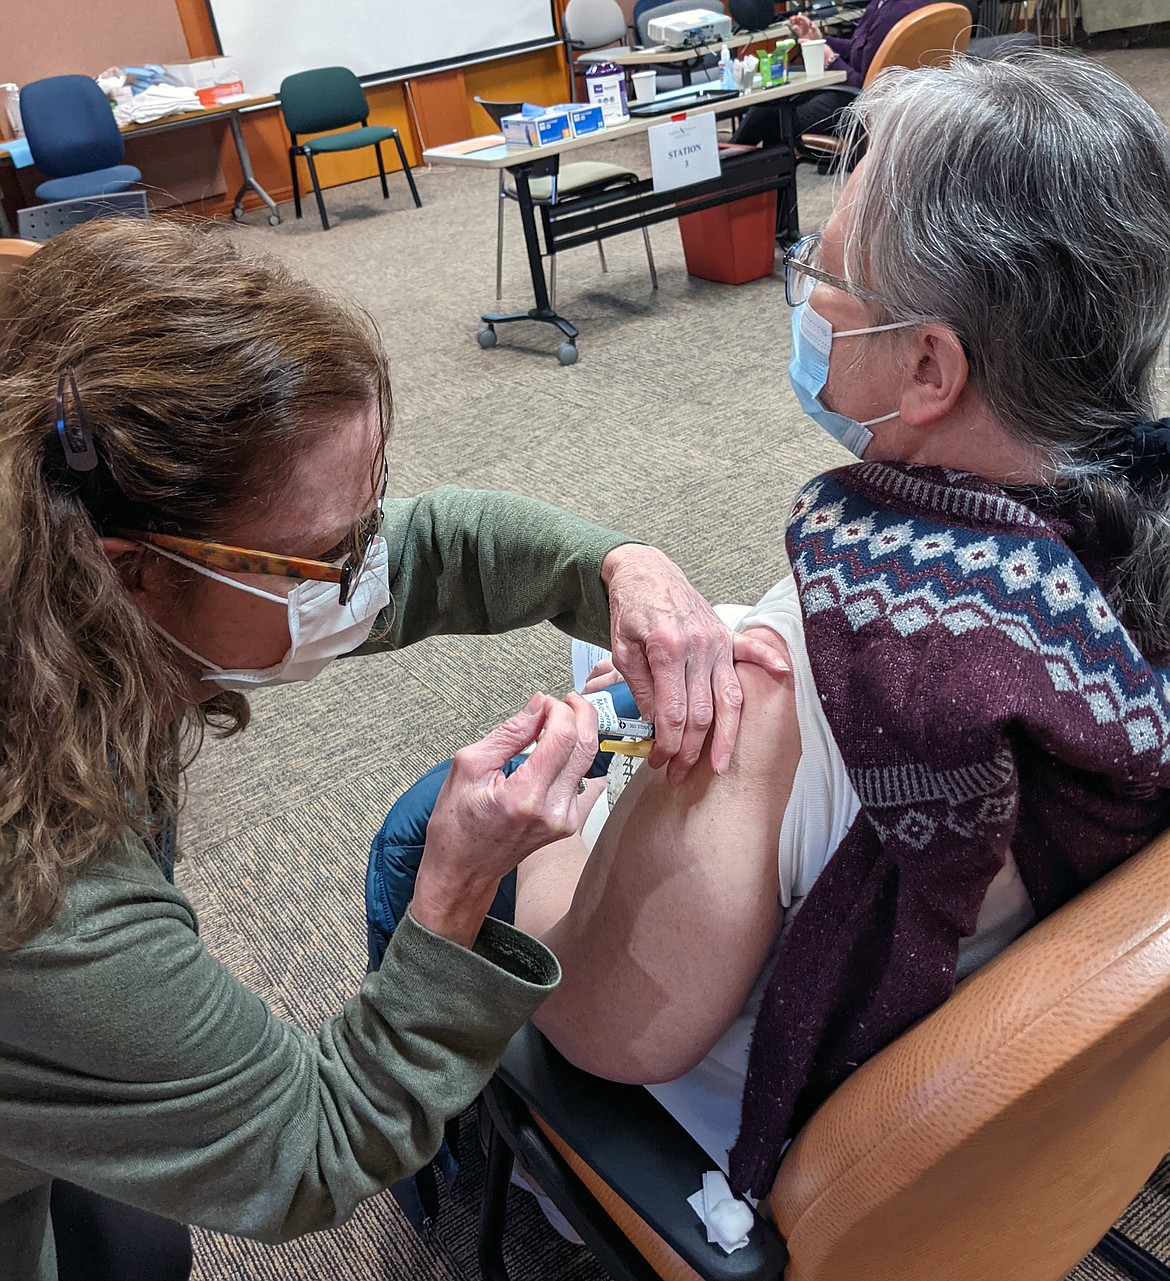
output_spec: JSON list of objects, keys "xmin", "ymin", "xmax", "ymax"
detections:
[{"xmin": 729, "ymin": 462, "xmax": 1170, "ymax": 1197}]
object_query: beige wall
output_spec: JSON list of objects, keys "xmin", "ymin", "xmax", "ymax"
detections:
[{"xmin": 2, "ymin": 0, "xmax": 189, "ymax": 87}]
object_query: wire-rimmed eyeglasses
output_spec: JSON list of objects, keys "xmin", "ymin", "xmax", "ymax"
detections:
[{"xmin": 783, "ymin": 233, "xmax": 884, "ymax": 308}]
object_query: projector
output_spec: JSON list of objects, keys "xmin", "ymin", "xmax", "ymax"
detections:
[{"xmin": 647, "ymin": 8, "xmax": 734, "ymax": 47}]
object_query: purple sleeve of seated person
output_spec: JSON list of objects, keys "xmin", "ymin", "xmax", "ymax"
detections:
[{"xmin": 828, "ymin": 0, "xmax": 935, "ymax": 89}]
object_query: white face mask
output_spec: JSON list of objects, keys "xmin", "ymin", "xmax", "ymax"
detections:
[{"xmin": 152, "ymin": 536, "xmax": 391, "ymax": 691}]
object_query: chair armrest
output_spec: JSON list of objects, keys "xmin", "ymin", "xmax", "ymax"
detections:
[{"xmin": 495, "ymin": 1024, "xmax": 788, "ymax": 1281}]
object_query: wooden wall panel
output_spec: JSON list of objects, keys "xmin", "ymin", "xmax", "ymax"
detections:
[
  {"xmin": 407, "ymin": 71, "xmax": 473, "ymax": 151},
  {"xmin": 463, "ymin": 46, "xmax": 572, "ymax": 124},
  {"xmin": 174, "ymin": 0, "xmax": 219, "ymax": 58},
  {"xmin": 127, "ymin": 126, "xmax": 227, "ymax": 209}
]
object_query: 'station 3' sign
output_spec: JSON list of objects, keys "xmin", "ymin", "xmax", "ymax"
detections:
[{"xmin": 647, "ymin": 111, "xmax": 721, "ymax": 192}]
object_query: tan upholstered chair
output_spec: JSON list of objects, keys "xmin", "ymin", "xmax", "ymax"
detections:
[
  {"xmin": 480, "ymin": 828, "xmax": 1170, "ymax": 1281},
  {"xmin": 0, "ymin": 238, "xmax": 39, "ymax": 331},
  {"xmin": 799, "ymin": 3, "xmax": 973, "ymax": 167},
  {"xmin": 0, "ymin": 238, "xmax": 39, "ymax": 274}
]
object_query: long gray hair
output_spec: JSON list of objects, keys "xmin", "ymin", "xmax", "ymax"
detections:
[{"xmin": 840, "ymin": 51, "xmax": 1170, "ymax": 655}]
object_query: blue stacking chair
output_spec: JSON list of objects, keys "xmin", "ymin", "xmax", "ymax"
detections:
[{"xmin": 20, "ymin": 76, "xmax": 141, "ymax": 203}]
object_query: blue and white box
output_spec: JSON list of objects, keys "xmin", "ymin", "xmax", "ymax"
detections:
[
  {"xmin": 501, "ymin": 104, "xmax": 572, "ymax": 147},
  {"xmin": 551, "ymin": 103, "xmax": 606, "ymax": 137}
]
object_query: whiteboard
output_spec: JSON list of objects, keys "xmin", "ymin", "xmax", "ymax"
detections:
[{"xmin": 206, "ymin": 0, "xmax": 558, "ymax": 98}]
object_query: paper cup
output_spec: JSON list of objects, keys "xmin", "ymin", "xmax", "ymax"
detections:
[
  {"xmin": 800, "ymin": 39, "xmax": 827, "ymax": 76},
  {"xmin": 632, "ymin": 70, "xmax": 657, "ymax": 103}
]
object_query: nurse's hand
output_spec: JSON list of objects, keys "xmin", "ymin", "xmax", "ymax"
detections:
[
  {"xmin": 600, "ymin": 544, "xmax": 789, "ymax": 785},
  {"xmin": 411, "ymin": 693, "xmax": 598, "ymax": 949}
]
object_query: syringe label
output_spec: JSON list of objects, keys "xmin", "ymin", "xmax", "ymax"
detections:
[{"xmin": 582, "ymin": 690, "xmax": 654, "ymax": 739}]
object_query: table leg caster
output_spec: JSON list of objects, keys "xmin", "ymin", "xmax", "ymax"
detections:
[
  {"xmin": 232, "ymin": 206, "xmax": 245, "ymax": 222},
  {"xmin": 268, "ymin": 212, "xmax": 281, "ymax": 226}
]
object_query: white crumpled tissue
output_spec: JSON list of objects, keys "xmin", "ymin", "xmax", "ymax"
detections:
[
  {"xmin": 687, "ymin": 1170, "xmax": 755, "ymax": 1254},
  {"xmin": 734, "ymin": 55, "xmax": 759, "ymax": 90}
]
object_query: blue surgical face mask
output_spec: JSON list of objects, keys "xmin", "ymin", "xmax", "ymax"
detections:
[{"xmin": 789, "ymin": 299, "xmax": 916, "ymax": 458}]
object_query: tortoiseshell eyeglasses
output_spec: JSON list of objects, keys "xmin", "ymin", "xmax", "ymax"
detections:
[{"xmin": 119, "ymin": 468, "xmax": 388, "ymax": 607}]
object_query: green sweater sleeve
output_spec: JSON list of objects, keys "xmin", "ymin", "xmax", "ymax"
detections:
[
  {"xmin": 0, "ymin": 847, "xmax": 558, "ymax": 1244},
  {"xmin": 360, "ymin": 485, "xmax": 635, "ymax": 653}
]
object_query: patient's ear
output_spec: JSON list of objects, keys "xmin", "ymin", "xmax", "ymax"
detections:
[{"xmin": 897, "ymin": 325, "xmax": 969, "ymax": 429}]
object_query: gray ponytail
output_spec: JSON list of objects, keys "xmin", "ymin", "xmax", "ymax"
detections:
[{"xmin": 839, "ymin": 52, "xmax": 1170, "ymax": 654}]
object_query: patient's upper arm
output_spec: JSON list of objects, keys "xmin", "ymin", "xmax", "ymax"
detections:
[{"xmin": 530, "ymin": 627, "xmax": 800, "ymax": 1083}]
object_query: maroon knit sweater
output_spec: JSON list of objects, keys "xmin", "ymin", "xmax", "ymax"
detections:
[{"xmin": 729, "ymin": 463, "xmax": 1170, "ymax": 1197}]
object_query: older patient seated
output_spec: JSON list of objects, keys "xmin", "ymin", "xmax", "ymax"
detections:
[{"xmin": 368, "ymin": 52, "xmax": 1170, "ymax": 1199}]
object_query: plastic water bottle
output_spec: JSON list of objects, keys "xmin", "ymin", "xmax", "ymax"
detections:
[{"xmin": 2, "ymin": 85, "xmax": 23, "ymax": 138}]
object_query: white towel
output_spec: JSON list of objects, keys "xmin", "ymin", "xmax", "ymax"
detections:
[{"xmin": 113, "ymin": 85, "xmax": 203, "ymax": 127}]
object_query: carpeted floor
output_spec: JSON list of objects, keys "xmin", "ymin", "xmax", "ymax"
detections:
[{"xmin": 180, "ymin": 36, "xmax": 1170, "ymax": 1281}]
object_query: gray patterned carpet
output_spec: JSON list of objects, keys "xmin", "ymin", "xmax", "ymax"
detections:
[{"xmin": 180, "ymin": 34, "xmax": 1170, "ymax": 1281}]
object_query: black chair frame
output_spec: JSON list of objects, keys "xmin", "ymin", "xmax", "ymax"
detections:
[
  {"xmin": 478, "ymin": 1025, "xmax": 788, "ymax": 1281},
  {"xmin": 287, "ymin": 122, "xmax": 420, "ymax": 231}
]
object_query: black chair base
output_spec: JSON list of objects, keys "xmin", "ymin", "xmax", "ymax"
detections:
[
  {"xmin": 479, "ymin": 1082, "xmax": 677, "ymax": 1281},
  {"xmin": 1097, "ymin": 1228, "xmax": 1170, "ymax": 1281}
]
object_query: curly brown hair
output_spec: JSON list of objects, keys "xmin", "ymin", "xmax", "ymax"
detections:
[{"xmin": 0, "ymin": 217, "xmax": 390, "ymax": 949}]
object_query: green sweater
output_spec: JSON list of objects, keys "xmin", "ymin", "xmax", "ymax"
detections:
[{"xmin": 0, "ymin": 486, "xmax": 629, "ymax": 1280}]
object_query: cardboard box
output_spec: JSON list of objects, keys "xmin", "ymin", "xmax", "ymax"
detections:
[
  {"xmin": 551, "ymin": 103, "xmax": 605, "ymax": 137},
  {"xmin": 501, "ymin": 108, "xmax": 571, "ymax": 147},
  {"xmin": 164, "ymin": 57, "xmax": 245, "ymax": 107}
]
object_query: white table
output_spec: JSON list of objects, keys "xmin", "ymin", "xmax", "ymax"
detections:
[
  {"xmin": 574, "ymin": 9, "xmax": 863, "ymax": 81},
  {"xmin": 424, "ymin": 72, "xmax": 845, "ymax": 362}
]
